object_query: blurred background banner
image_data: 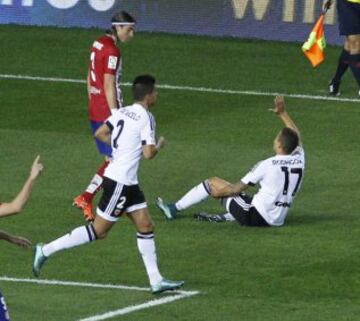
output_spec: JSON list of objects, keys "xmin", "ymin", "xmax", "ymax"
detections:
[{"xmin": 0, "ymin": 0, "xmax": 342, "ymax": 45}]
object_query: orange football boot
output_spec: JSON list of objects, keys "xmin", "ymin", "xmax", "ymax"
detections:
[{"xmin": 73, "ymin": 195, "xmax": 95, "ymax": 222}]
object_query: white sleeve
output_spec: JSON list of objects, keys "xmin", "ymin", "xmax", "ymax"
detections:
[
  {"xmin": 292, "ymin": 146, "xmax": 305, "ymax": 158},
  {"xmin": 104, "ymin": 114, "xmax": 117, "ymax": 131},
  {"xmin": 241, "ymin": 160, "xmax": 267, "ymax": 186},
  {"xmin": 140, "ymin": 113, "xmax": 156, "ymax": 146}
]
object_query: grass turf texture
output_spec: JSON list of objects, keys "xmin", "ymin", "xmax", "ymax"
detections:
[{"xmin": 0, "ymin": 25, "xmax": 360, "ymax": 320}]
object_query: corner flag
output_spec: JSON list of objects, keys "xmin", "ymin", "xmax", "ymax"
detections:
[{"xmin": 302, "ymin": 14, "xmax": 326, "ymax": 68}]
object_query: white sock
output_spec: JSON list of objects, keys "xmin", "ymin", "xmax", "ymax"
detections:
[
  {"xmin": 85, "ymin": 174, "xmax": 103, "ymax": 194},
  {"xmin": 42, "ymin": 225, "xmax": 97, "ymax": 257},
  {"xmin": 137, "ymin": 232, "xmax": 163, "ymax": 286},
  {"xmin": 223, "ymin": 213, "xmax": 236, "ymax": 221},
  {"xmin": 175, "ymin": 181, "xmax": 211, "ymax": 211}
]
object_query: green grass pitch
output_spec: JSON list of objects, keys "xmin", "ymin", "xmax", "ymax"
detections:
[{"xmin": 0, "ymin": 25, "xmax": 360, "ymax": 321}]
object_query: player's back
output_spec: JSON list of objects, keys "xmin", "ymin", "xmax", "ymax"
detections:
[
  {"xmin": 104, "ymin": 103, "xmax": 155, "ymax": 186},
  {"xmin": 88, "ymin": 35, "xmax": 121, "ymax": 121},
  {"xmin": 251, "ymin": 146, "xmax": 305, "ymax": 226},
  {"xmin": 89, "ymin": 35, "xmax": 119, "ymax": 89}
]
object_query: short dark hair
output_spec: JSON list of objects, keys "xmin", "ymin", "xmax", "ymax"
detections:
[
  {"xmin": 106, "ymin": 11, "xmax": 136, "ymax": 34},
  {"xmin": 278, "ymin": 127, "xmax": 299, "ymax": 154},
  {"xmin": 132, "ymin": 75, "xmax": 156, "ymax": 101}
]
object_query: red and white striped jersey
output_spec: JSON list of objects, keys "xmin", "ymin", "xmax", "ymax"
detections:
[{"xmin": 88, "ymin": 34, "xmax": 123, "ymax": 122}]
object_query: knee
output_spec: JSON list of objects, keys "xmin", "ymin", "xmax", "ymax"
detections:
[
  {"xmin": 207, "ymin": 177, "xmax": 223, "ymax": 197},
  {"xmin": 207, "ymin": 176, "xmax": 220, "ymax": 184},
  {"xmin": 207, "ymin": 176, "xmax": 220, "ymax": 191},
  {"xmin": 137, "ymin": 220, "xmax": 155, "ymax": 234},
  {"xmin": 348, "ymin": 38, "xmax": 360, "ymax": 54},
  {"xmin": 96, "ymin": 232, "xmax": 108, "ymax": 240},
  {"xmin": 92, "ymin": 225, "xmax": 108, "ymax": 240}
]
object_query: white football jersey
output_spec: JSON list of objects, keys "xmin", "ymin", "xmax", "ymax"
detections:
[
  {"xmin": 241, "ymin": 146, "xmax": 305, "ymax": 226},
  {"xmin": 104, "ymin": 103, "xmax": 156, "ymax": 185}
]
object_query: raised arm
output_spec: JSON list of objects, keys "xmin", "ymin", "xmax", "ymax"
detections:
[
  {"xmin": 0, "ymin": 155, "xmax": 43, "ymax": 217},
  {"xmin": 270, "ymin": 96, "xmax": 302, "ymax": 147}
]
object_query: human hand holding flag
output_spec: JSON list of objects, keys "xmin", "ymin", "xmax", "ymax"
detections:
[{"xmin": 323, "ymin": 0, "xmax": 332, "ymax": 13}]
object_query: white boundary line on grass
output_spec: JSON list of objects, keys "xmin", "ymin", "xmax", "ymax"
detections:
[
  {"xmin": 77, "ymin": 293, "xmax": 196, "ymax": 321},
  {"xmin": 1, "ymin": 73, "xmax": 359, "ymax": 103},
  {"xmin": 0, "ymin": 276, "xmax": 199, "ymax": 321}
]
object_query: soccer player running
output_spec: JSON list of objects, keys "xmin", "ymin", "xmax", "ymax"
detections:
[
  {"xmin": 33, "ymin": 75, "xmax": 184, "ymax": 294},
  {"xmin": 157, "ymin": 96, "xmax": 305, "ymax": 227},
  {"xmin": 327, "ymin": 0, "xmax": 360, "ymax": 96},
  {"xmin": 73, "ymin": 11, "xmax": 136, "ymax": 221},
  {"xmin": 0, "ymin": 155, "xmax": 43, "ymax": 321}
]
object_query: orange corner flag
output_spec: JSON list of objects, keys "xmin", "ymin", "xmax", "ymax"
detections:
[{"xmin": 302, "ymin": 14, "xmax": 326, "ymax": 68}]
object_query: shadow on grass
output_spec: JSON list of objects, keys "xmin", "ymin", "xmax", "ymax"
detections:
[{"xmin": 287, "ymin": 211, "xmax": 357, "ymax": 226}]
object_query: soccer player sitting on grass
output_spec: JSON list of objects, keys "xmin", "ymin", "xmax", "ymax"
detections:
[
  {"xmin": 0, "ymin": 155, "xmax": 43, "ymax": 321},
  {"xmin": 157, "ymin": 96, "xmax": 305, "ymax": 227}
]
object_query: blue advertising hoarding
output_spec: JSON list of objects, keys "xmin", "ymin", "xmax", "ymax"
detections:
[{"xmin": 0, "ymin": 0, "xmax": 343, "ymax": 45}]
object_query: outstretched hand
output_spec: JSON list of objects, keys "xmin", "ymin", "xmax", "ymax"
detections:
[
  {"xmin": 8, "ymin": 235, "xmax": 32, "ymax": 249},
  {"xmin": 156, "ymin": 136, "xmax": 166, "ymax": 150},
  {"xmin": 30, "ymin": 155, "xmax": 44, "ymax": 180},
  {"xmin": 269, "ymin": 95, "xmax": 286, "ymax": 115}
]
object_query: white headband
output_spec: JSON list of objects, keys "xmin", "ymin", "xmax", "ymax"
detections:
[{"xmin": 112, "ymin": 22, "xmax": 135, "ymax": 26}]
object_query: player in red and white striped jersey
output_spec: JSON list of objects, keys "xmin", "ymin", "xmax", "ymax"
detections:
[{"xmin": 73, "ymin": 11, "xmax": 136, "ymax": 222}]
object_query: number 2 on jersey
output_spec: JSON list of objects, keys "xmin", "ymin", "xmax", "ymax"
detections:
[
  {"xmin": 113, "ymin": 119, "xmax": 125, "ymax": 148},
  {"xmin": 281, "ymin": 166, "xmax": 303, "ymax": 196}
]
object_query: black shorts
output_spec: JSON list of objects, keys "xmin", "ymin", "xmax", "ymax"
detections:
[
  {"xmin": 221, "ymin": 194, "xmax": 269, "ymax": 227},
  {"xmin": 337, "ymin": 0, "xmax": 360, "ymax": 35},
  {"xmin": 97, "ymin": 177, "xmax": 147, "ymax": 222}
]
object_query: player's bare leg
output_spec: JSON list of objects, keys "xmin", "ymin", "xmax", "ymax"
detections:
[
  {"xmin": 92, "ymin": 215, "xmax": 115, "ymax": 239},
  {"xmin": 206, "ymin": 177, "xmax": 233, "ymax": 196},
  {"xmin": 193, "ymin": 177, "xmax": 236, "ymax": 222},
  {"xmin": 347, "ymin": 34, "xmax": 360, "ymax": 95},
  {"xmin": 128, "ymin": 208, "xmax": 184, "ymax": 293}
]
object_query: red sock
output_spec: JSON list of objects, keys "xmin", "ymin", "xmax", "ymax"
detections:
[
  {"xmin": 97, "ymin": 160, "xmax": 110, "ymax": 176},
  {"xmin": 82, "ymin": 160, "xmax": 110, "ymax": 203}
]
